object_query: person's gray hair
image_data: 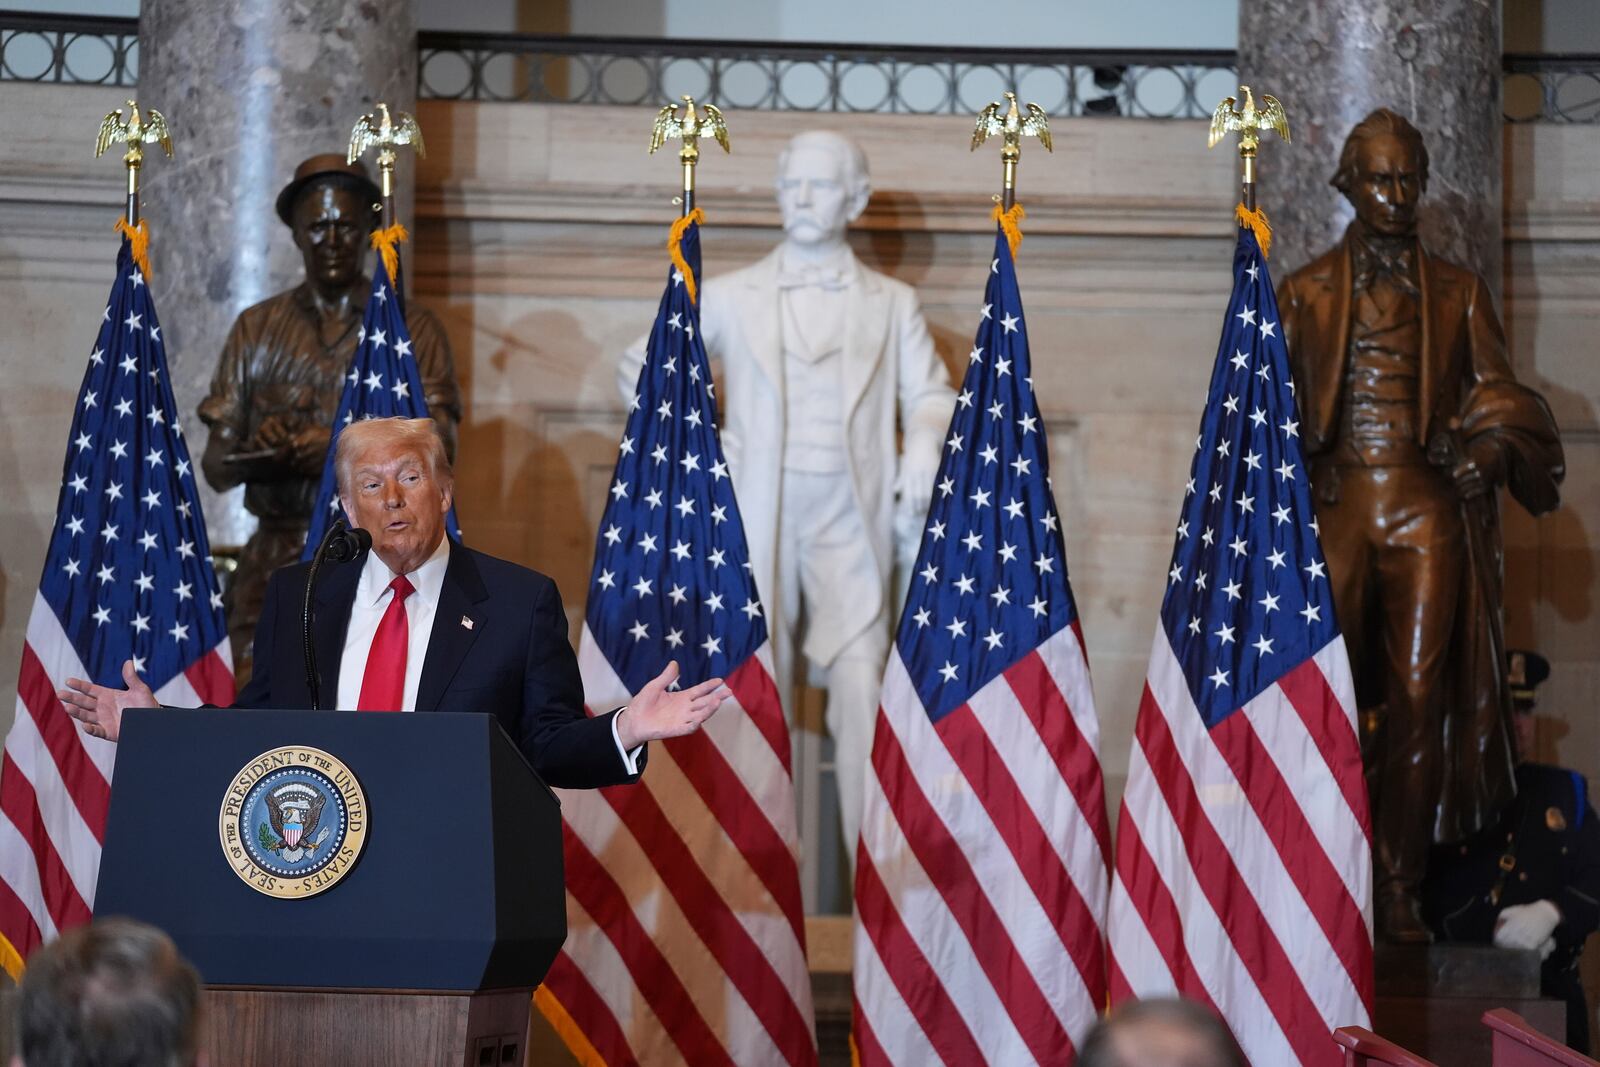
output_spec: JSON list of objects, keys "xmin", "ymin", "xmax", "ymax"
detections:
[
  {"xmin": 334, "ymin": 416, "xmax": 454, "ymax": 498},
  {"xmin": 1077, "ymin": 997, "xmax": 1248, "ymax": 1067},
  {"xmin": 15, "ymin": 918, "xmax": 202, "ymax": 1067},
  {"xmin": 776, "ymin": 129, "xmax": 871, "ymax": 199},
  {"xmin": 1330, "ymin": 107, "xmax": 1430, "ymax": 196}
]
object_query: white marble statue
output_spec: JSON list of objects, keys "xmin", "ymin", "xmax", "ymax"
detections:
[{"xmin": 619, "ymin": 130, "xmax": 956, "ymax": 855}]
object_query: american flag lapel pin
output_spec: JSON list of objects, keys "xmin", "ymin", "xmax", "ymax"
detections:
[{"xmin": 461, "ymin": 615, "xmax": 474, "ymax": 631}]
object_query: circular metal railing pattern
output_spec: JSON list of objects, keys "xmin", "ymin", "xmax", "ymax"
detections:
[{"xmin": 1, "ymin": 13, "xmax": 1594, "ymax": 124}]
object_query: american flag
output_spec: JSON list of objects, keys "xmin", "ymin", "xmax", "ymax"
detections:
[
  {"xmin": 302, "ymin": 244, "xmax": 459, "ymax": 558},
  {"xmin": 0, "ymin": 233, "xmax": 233, "ymax": 976},
  {"xmin": 533, "ymin": 213, "xmax": 817, "ymax": 1066},
  {"xmin": 852, "ymin": 219, "xmax": 1112, "ymax": 1065},
  {"xmin": 1106, "ymin": 224, "xmax": 1373, "ymax": 1065}
]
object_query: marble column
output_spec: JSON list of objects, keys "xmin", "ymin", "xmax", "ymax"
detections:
[
  {"xmin": 137, "ymin": 0, "xmax": 417, "ymax": 545},
  {"xmin": 1237, "ymin": 0, "xmax": 1502, "ymax": 290}
]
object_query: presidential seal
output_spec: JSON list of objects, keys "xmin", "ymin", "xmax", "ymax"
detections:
[{"xmin": 218, "ymin": 746, "xmax": 368, "ymax": 899}]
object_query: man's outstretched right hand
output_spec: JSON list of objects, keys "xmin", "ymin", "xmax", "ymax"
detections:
[{"xmin": 57, "ymin": 659, "xmax": 156, "ymax": 743}]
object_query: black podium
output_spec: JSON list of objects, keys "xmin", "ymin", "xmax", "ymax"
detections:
[{"xmin": 95, "ymin": 708, "xmax": 565, "ymax": 1066}]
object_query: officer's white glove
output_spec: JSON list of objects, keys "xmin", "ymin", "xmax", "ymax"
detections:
[{"xmin": 1494, "ymin": 900, "xmax": 1561, "ymax": 951}]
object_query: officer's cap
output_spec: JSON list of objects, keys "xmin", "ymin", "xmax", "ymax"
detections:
[{"xmin": 1507, "ymin": 649, "xmax": 1550, "ymax": 711}]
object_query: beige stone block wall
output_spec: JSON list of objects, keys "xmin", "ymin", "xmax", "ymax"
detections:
[{"xmin": 0, "ymin": 87, "xmax": 1594, "ymax": 864}]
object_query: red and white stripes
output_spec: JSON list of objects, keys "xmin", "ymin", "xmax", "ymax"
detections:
[
  {"xmin": 1, "ymin": 594, "xmax": 230, "ymax": 972},
  {"xmin": 1108, "ymin": 631, "xmax": 1372, "ymax": 1066},
  {"xmin": 540, "ymin": 628, "xmax": 816, "ymax": 1066},
  {"xmin": 853, "ymin": 624, "xmax": 1110, "ymax": 1065}
]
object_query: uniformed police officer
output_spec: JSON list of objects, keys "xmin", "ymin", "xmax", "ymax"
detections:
[{"xmin": 1423, "ymin": 650, "xmax": 1600, "ymax": 1052}]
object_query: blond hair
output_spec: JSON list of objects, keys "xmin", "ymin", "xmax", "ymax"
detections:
[{"xmin": 334, "ymin": 416, "xmax": 453, "ymax": 498}]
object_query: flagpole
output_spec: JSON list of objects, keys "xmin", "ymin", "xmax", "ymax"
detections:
[
  {"xmin": 649, "ymin": 95, "xmax": 730, "ymax": 218},
  {"xmin": 94, "ymin": 99, "xmax": 175, "ymax": 228},
  {"xmin": 971, "ymin": 91, "xmax": 1052, "ymax": 212}
]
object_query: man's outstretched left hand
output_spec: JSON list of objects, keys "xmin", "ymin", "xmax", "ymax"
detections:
[{"xmin": 615, "ymin": 661, "xmax": 729, "ymax": 750}]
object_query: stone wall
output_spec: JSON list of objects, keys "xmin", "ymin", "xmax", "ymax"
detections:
[{"xmin": 1, "ymin": 80, "xmax": 1597, "ymax": 880}]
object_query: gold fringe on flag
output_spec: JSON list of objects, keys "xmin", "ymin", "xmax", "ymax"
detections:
[
  {"xmin": 667, "ymin": 207, "xmax": 706, "ymax": 304},
  {"xmin": 532, "ymin": 985, "xmax": 608, "ymax": 1067},
  {"xmin": 0, "ymin": 931, "xmax": 25, "ymax": 982},
  {"xmin": 114, "ymin": 217, "xmax": 151, "ymax": 278},
  {"xmin": 370, "ymin": 222, "xmax": 409, "ymax": 283},
  {"xmin": 992, "ymin": 201, "xmax": 1025, "ymax": 259},
  {"xmin": 1235, "ymin": 203, "xmax": 1273, "ymax": 259}
]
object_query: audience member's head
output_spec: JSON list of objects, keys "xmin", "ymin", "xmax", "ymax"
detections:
[
  {"xmin": 1078, "ymin": 997, "xmax": 1247, "ymax": 1067},
  {"xmin": 13, "ymin": 918, "xmax": 202, "ymax": 1067}
]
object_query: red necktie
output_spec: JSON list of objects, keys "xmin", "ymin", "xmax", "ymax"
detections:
[{"xmin": 357, "ymin": 575, "xmax": 415, "ymax": 712}]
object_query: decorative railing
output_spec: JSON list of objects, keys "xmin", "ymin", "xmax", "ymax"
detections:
[
  {"xmin": 1503, "ymin": 53, "xmax": 1600, "ymax": 123},
  {"xmin": 417, "ymin": 34, "xmax": 1238, "ymax": 119},
  {"xmin": 2, "ymin": 12, "xmax": 1596, "ymax": 124},
  {"xmin": 0, "ymin": 12, "xmax": 137, "ymax": 85}
]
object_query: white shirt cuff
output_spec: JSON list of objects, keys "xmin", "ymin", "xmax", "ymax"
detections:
[{"xmin": 610, "ymin": 708, "xmax": 644, "ymax": 776}]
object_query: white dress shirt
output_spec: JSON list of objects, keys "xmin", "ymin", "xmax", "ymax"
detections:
[
  {"xmin": 334, "ymin": 537, "xmax": 642, "ymax": 772},
  {"xmin": 337, "ymin": 536, "xmax": 451, "ymax": 712}
]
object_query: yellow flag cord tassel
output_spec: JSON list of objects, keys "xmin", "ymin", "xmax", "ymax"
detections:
[
  {"xmin": 668, "ymin": 208, "xmax": 706, "ymax": 304},
  {"xmin": 1236, "ymin": 203, "xmax": 1273, "ymax": 259},
  {"xmin": 992, "ymin": 202, "xmax": 1025, "ymax": 259},
  {"xmin": 370, "ymin": 223, "xmax": 409, "ymax": 282},
  {"xmin": 532, "ymin": 986, "xmax": 608, "ymax": 1067},
  {"xmin": 0, "ymin": 931, "xmax": 25, "ymax": 982},
  {"xmin": 114, "ymin": 217, "xmax": 151, "ymax": 278}
]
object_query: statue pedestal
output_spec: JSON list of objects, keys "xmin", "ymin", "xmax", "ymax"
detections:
[{"xmin": 1374, "ymin": 944, "xmax": 1565, "ymax": 1065}]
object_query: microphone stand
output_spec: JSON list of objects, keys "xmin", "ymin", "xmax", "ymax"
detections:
[{"xmin": 302, "ymin": 517, "xmax": 370, "ymax": 709}]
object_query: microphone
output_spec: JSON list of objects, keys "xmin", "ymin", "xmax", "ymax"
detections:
[
  {"xmin": 323, "ymin": 523, "xmax": 372, "ymax": 563},
  {"xmin": 302, "ymin": 518, "xmax": 370, "ymax": 710}
]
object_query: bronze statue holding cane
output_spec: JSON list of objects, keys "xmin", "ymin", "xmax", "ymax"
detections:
[{"xmin": 1277, "ymin": 109, "xmax": 1564, "ymax": 942}]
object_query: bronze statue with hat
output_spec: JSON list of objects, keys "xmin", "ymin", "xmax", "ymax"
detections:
[
  {"xmin": 1276, "ymin": 109, "xmax": 1565, "ymax": 943},
  {"xmin": 199, "ymin": 154, "xmax": 461, "ymax": 679}
]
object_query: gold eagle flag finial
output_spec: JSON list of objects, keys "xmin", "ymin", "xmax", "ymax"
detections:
[
  {"xmin": 1208, "ymin": 86, "xmax": 1290, "ymax": 254},
  {"xmin": 95, "ymin": 99, "xmax": 175, "ymax": 165},
  {"xmin": 347, "ymin": 102, "xmax": 427, "ymax": 169},
  {"xmin": 971, "ymin": 91, "xmax": 1052, "ymax": 213},
  {"xmin": 347, "ymin": 102, "xmax": 426, "ymax": 222},
  {"xmin": 347, "ymin": 102, "xmax": 426, "ymax": 273},
  {"xmin": 95, "ymin": 99, "xmax": 174, "ymax": 232},
  {"xmin": 1207, "ymin": 85, "xmax": 1290, "ymax": 154},
  {"xmin": 649, "ymin": 95, "xmax": 731, "ymax": 215}
]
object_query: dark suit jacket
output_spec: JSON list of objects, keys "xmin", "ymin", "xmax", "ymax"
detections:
[{"xmin": 233, "ymin": 542, "xmax": 642, "ymax": 790}]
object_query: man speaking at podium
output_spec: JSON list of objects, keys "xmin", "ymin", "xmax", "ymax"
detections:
[{"xmin": 58, "ymin": 417, "xmax": 725, "ymax": 789}]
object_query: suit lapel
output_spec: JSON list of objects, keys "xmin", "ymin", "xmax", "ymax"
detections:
[
  {"xmin": 415, "ymin": 544, "xmax": 488, "ymax": 713},
  {"xmin": 313, "ymin": 554, "xmax": 362, "ymax": 708},
  {"xmin": 738, "ymin": 249, "xmax": 785, "ymax": 398},
  {"xmin": 1306, "ymin": 241, "xmax": 1353, "ymax": 447},
  {"xmin": 841, "ymin": 259, "xmax": 890, "ymax": 427}
]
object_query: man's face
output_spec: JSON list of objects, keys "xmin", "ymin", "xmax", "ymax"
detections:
[
  {"xmin": 291, "ymin": 183, "xmax": 372, "ymax": 292},
  {"xmin": 776, "ymin": 144, "xmax": 861, "ymax": 247},
  {"xmin": 1514, "ymin": 707, "xmax": 1536, "ymax": 759},
  {"xmin": 339, "ymin": 438, "xmax": 452, "ymax": 576},
  {"xmin": 1347, "ymin": 133, "xmax": 1421, "ymax": 238}
]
